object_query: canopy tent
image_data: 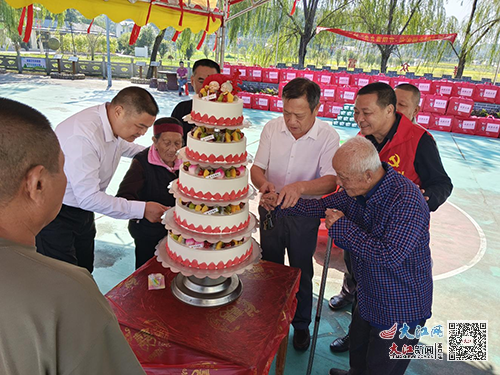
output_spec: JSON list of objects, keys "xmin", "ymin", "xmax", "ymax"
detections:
[{"xmin": 6, "ymin": 0, "xmax": 272, "ymax": 76}]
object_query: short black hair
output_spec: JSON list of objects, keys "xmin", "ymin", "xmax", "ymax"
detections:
[
  {"xmin": 395, "ymin": 83, "xmax": 421, "ymax": 106},
  {"xmin": 0, "ymin": 98, "xmax": 60, "ymax": 205},
  {"xmin": 357, "ymin": 82, "xmax": 397, "ymax": 111},
  {"xmin": 282, "ymin": 78, "xmax": 321, "ymax": 112},
  {"xmin": 111, "ymin": 86, "xmax": 159, "ymax": 117},
  {"xmin": 193, "ymin": 59, "xmax": 221, "ymax": 74},
  {"xmin": 179, "ymin": 60, "xmax": 184, "ymax": 64}
]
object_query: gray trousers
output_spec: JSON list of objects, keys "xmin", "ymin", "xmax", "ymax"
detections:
[{"xmin": 259, "ymin": 206, "xmax": 320, "ymax": 330}]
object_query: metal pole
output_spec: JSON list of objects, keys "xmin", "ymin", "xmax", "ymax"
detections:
[
  {"xmin": 106, "ymin": 16, "xmax": 112, "ymax": 89},
  {"xmin": 219, "ymin": 0, "xmax": 227, "ymax": 67},
  {"xmin": 493, "ymin": 54, "xmax": 500, "ymax": 84},
  {"xmin": 274, "ymin": 25, "xmax": 280, "ymax": 66},
  {"xmin": 306, "ymin": 237, "xmax": 333, "ymax": 375}
]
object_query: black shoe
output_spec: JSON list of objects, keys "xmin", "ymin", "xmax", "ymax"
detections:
[
  {"xmin": 328, "ymin": 294, "xmax": 353, "ymax": 310},
  {"xmin": 330, "ymin": 334, "xmax": 350, "ymax": 353},
  {"xmin": 179, "ymin": 92, "xmax": 182, "ymax": 96},
  {"xmin": 329, "ymin": 368, "xmax": 349, "ymax": 375},
  {"xmin": 293, "ymin": 328, "xmax": 310, "ymax": 351}
]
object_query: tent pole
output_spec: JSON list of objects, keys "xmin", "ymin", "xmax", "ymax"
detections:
[
  {"xmin": 219, "ymin": 0, "xmax": 228, "ymax": 67},
  {"xmin": 106, "ymin": 16, "xmax": 112, "ymax": 89}
]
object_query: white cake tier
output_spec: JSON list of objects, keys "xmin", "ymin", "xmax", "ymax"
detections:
[
  {"xmin": 174, "ymin": 200, "xmax": 251, "ymax": 234},
  {"xmin": 178, "ymin": 168, "xmax": 249, "ymax": 202},
  {"xmin": 186, "ymin": 133, "xmax": 247, "ymax": 164},
  {"xmin": 190, "ymin": 95, "xmax": 244, "ymax": 126},
  {"xmin": 166, "ymin": 235, "xmax": 253, "ymax": 270}
]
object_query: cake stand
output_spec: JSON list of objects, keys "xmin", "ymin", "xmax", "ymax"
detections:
[{"xmin": 155, "ymin": 209, "xmax": 261, "ymax": 307}]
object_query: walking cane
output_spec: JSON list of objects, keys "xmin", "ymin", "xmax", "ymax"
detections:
[{"xmin": 306, "ymin": 236, "xmax": 333, "ymax": 375}]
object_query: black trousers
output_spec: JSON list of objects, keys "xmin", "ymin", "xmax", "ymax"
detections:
[
  {"xmin": 128, "ymin": 220, "xmax": 167, "ymax": 269},
  {"xmin": 341, "ymin": 249, "xmax": 357, "ymax": 298},
  {"xmin": 259, "ymin": 206, "xmax": 320, "ymax": 330},
  {"xmin": 349, "ymin": 302, "xmax": 425, "ymax": 375},
  {"xmin": 36, "ymin": 204, "xmax": 96, "ymax": 273}
]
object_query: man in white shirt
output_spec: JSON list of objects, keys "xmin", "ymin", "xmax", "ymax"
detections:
[
  {"xmin": 395, "ymin": 83, "xmax": 421, "ymax": 123},
  {"xmin": 0, "ymin": 98, "xmax": 146, "ymax": 375},
  {"xmin": 36, "ymin": 87, "xmax": 167, "ymax": 273},
  {"xmin": 251, "ymin": 78, "xmax": 340, "ymax": 351}
]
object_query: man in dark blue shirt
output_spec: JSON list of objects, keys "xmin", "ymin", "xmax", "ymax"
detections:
[{"xmin": 265, "ymin": 137, "xmax": 432, "ymax": 375}]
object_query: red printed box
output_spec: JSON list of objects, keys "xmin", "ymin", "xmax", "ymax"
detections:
[
  {"xmin": 423, "ymin": 95, "xmax": 448, "ymax": 114},
  {"xmin": 373, "ymin": 75, "xmax": 391, "ymax": 85},
  {"xmin": 452, "ymin": 82, "xmax": 476, "ymax": 99},
  {"xmin": 321, "ymin": 85, "xmax": 337, "ymax": 101},
  {"xmin": 315, "ymin": 71, "xmax": 333, "ymax": 85},
  {"xmin": 414, "ymin": 79, "xmax": 434, "ymax": 95},
  {"xmin": 252, "ymin": 94, "xmax": 270, "ymax": 110},
  {"xmin": 297, "ymin": 70, "xmax": 316, "ymax": 81},
  {"xmin": 269, "ymin": 96, "xmax": 283, "ymax": 112},
  {"xmin": 248, "ymin": 66, "xmax": 263, "ymax": 82},
  {"xmin": 262, "ymin": 68, "xmax": 280, "ymax": 84},
  {"xmin": 333, "ymin": 73, "xmax": 351, "ymax": 86},
  {"xmin": 238, "ymin": 92, "xmax": 253, "ymax": 109},
  {"xmin": 453, "ymin": 118, "xmax": 478, "ymax": 135},
  {"xmin": 324, "ymin": 102, "xmax": 344, "ymax": 118},
  {"xmin": 336, "ymin": 87, "xmax": 359, "ymax": 104},
  {"xmin": 352, "ymin": 74, "xmax": 372, "ymax": 87},
  {"xmin": 222, "ymin": 65, "xmax": 231, "ymax": 75},
  {"xmin": 317, "ymin": 101, "xmax": 326, "ymax": 117},
  {"xmin": 446, "ymin": 97, "xmax": 474, "ymax": 117},
  {"xmin": 431, "ymin": 81, "xmax": 455, "ymax": 97},
  {"xmin": 476, "ymin": 117, "xmax": 500, "ymax": 138},
  {"xmin": 473, "ymin": 84, "xmax": 499, "ymax": 104},
  {"xmin": 416, "ymin": 112, "xmax": 434, "ymax": 128},
  {"xmin": 419, "ymin": 94, "xmax": 427, "ymax": 108},
  {"xmin": 391, "ymin": 76, "xmax": 412, "ymax": 88},
  {"xmin": 230, "ymin": 65, "xmax": 248, "ymax": 80},
  {"xmin": 280, "ymin": 69, "xmax": 298, "ymax": 83},
  {"xmin": 278, "ymin": 80, "xmax": 289, "ymax": 98},
  {"xmin": 429, "ymin": 115, "xmax": 455, "ymax": 132}
]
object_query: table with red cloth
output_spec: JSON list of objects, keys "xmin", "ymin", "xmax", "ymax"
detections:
[{"xmin": 105, "ymin": 258, "xmax": 301, "ymax": 375}]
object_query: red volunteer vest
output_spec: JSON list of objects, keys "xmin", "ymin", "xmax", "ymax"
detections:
[{"xmin": 378, "ymin": 115, "xmax": 428, "ymax": 187}]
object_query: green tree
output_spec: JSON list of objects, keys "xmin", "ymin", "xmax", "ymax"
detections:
[
  {"xmin": 147, "ymin": 28, "xmax": 166, "ymax": 79},
  {"xmin": 448, "ymin": 0, "xmax": 500, "ymax": 78},
  {"xmin": 202, "ymin": 43, "xmax": 211, "ymax": 58},
  {"xmin": 117, "ymin": 32, "xmax": 134, "ymax": 55},
  {"xmin": 86, "ymin": 33, "xmax": 102, "ymax": 60},
  {"xmin": 227, "ymin": 0, "xmax": 351, "ymax": 67},
  {"xmin": 353, "ymin": 0, "xmax": 447, "ymax": 73},
  {"xmin": 136, "ymin": 25, "xmax": 157, "ymax": 53},
  {"xmin": 177, "ymin": 29, "xmax": 196, "ymax": 61},
  {"xmin": 0, "ymin": 0, "xmax": 22, "ymax": 51}
]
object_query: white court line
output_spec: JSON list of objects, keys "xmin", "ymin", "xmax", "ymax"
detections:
[
  {"xmin": 433, "ymin": 201, "xmax": 487, "ymax": 281},
  {"xmin": 313, "ymin": 201, "xmax": 488, "ymax": 284}
]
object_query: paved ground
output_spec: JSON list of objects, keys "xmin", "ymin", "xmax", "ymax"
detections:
[{"xmin": 1, "ymin": 73, "xmax": 499, "ymax": 375}]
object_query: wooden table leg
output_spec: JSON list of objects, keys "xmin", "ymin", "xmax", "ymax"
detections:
[{"xmin": 275, "ymin": 329, "xmax": 289, "ymax": 375}]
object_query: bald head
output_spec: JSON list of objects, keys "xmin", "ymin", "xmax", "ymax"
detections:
[{"xmin": 333, "ymin": 137, "xmax": 384, "ymax": 197}]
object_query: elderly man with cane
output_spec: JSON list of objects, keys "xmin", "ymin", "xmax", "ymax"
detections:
[{"xmin": 263, "ymin": 137, "xmax": 433, "ymax": 375}]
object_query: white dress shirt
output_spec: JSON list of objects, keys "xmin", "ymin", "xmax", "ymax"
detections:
[
  {"xmin": 253, "ymin": 116, "xmax": 340, "ymax": 199},
  {"xmin": 56, "ymin": 103, "xmax": 146, "ymax": 220}
]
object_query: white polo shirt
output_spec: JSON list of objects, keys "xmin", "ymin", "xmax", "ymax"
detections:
[
  {"xmin": 56, "ymin": 103, "xmax": 146, "ymax": 220},
  {"xmin": 253, "ymin": 116, "xmax": 340, "ymax": 199}
]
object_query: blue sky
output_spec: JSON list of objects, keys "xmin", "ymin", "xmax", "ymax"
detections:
[{"xmin": 444, "ymin": 0, "xmax": 470, "ymax": 22}]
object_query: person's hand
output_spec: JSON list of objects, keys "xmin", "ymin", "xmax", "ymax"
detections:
[
  {"xmin": 420, "ymin": 189, "xmax": 430, "ymax": 202},
  {"xmin": 260, "ymin": 192, "xmax": 279, "ymax": 211},
  {"xmin": 144, "ymin": 202, "xmax": 169, "ymax": 223},
  {"xmin": 259, "ymin": 181, "xmax": 276, "ymax": 194},
  {"xmin": 276, "ymin": 182, "xmax": 304, "ymax": 209},
  {"xmin": 325, "ymin": 208, "xmax": 344, "ymax": 229}
]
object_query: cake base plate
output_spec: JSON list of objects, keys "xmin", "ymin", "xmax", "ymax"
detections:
[
  {"xmin": 155, "ymin": 236, "xmax": 262, "ymax": 279},
  {"xmin": 171, "ymin": 273, "xmax": 243, "ymax": 307}
]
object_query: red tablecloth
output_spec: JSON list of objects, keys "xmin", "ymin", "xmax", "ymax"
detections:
[{"xmin": 105, "ymin": 259, "xmax": 301, "ymax": 375}]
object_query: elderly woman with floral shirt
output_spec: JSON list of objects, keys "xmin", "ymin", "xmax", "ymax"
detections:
[{"xmin": 117, "ymin": 117, "xmax": 183, "ymax": 268}]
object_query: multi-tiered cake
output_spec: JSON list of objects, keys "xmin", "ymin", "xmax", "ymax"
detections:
[{"xmin": 164, "ymin": 74, "xmax": 256, "ymax": 271}]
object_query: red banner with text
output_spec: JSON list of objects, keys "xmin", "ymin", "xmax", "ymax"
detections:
[{"xmin": 316, "ymin": 27, "xmax": 457, "ymax": 45}]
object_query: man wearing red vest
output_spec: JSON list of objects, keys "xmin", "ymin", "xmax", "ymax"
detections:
[{"xmin": 328, "ymin": 82, "xmax": 452, "ymax": 354}]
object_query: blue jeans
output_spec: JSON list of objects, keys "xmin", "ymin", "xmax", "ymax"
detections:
[{"xmin": 178, "ymin": 78, "xmax": 187, "ymax": 92}]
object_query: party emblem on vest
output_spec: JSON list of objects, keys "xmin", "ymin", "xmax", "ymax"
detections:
[{"xmin": 388, "ymin": 153, "xmax": 401, "ymax": 168}]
